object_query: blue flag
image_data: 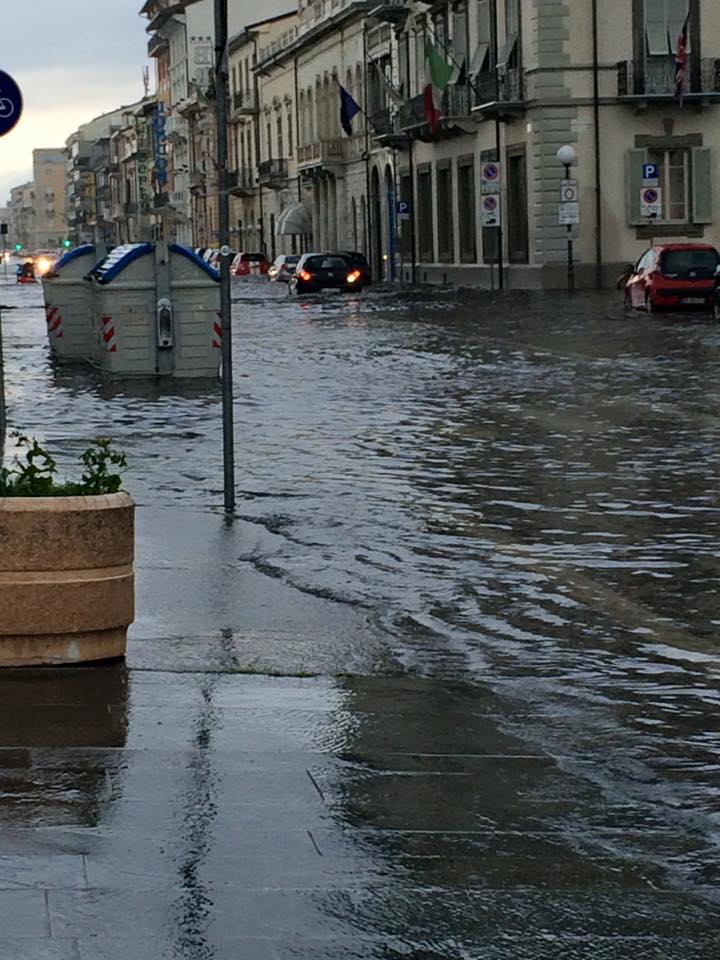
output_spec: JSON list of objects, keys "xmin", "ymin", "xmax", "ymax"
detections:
[{"xmin": 339, "ymin": 85, "xmax": 361, "ymax": 137}]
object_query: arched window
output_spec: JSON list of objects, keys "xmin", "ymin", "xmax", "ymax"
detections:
[
  {"xmin": 355, "ymin": 64, "xmax": 363, "ymax": 113},
  {"xmin": 351, "ymin": 196, "xmax": 358, "ymax": 250},
  {"xmin": 298, "ymin": 91, "xmax": 305, "ymax": 146}
]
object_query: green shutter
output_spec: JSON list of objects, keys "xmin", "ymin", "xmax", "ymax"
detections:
[
  {"xmin": 692, "ymin": 147, "xmax": 712, "ymax": 224},
  {"xmin": 626, "ymin": 148, "xmax": 647, "ymax": 226}
]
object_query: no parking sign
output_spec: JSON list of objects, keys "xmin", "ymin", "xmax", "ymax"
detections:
[
  {"xmin": 481, "ymin": 162, "xmax": 502, "ymax": 195},
  {"xmin": 481, "ymin": 194, "xmax": 501, "ymax": 227},
  {"xmin": 640, "ymin": 186, "xmax": 662, "ymax": 219}
]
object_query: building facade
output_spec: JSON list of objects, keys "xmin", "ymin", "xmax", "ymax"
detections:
[
  {"xmin": 30, "ymin": 150, "xmax": 67, "ymax": 251},
  {"xmin": 130, "ymin": 0, "xmax": 720, "ymax": 287}
]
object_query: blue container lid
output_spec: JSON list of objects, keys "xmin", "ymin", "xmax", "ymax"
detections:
[
  {"xmin": 51, "ymin": 244, "xmax": 95, "ymax": 273},
  {"xmin": 90, "ymin": 243, "xmax": 219, "ymax": 284}
]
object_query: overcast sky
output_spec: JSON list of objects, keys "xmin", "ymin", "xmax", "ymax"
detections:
[{"xmin": 0, "ymin": 0, "xmax": 149, "ymax": 204}]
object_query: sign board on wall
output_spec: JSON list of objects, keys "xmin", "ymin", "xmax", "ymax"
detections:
[{"xmin": 481, "ymin": 194, "xmax": 501, "ymax": 227}]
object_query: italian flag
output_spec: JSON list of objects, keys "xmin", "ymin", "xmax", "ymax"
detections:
[{"xmin": 423, "ymin": 40, "xmax": 453, "ymax": 134}]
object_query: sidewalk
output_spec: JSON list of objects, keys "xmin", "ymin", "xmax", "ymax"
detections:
[{"xmin": 1, "ymin": 505, "xmax": 719, "ymax": 958}]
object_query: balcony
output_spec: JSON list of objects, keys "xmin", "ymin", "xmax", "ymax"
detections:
[
  {"xmin": 296, "ymin": 140, "xmax": 343, "ymax": 171},
  {"xmin": 257, "ymin": 158, "xmax": 289, "ymax": 188},
  {"xmin": 618, "ymin": 58, "xmax": 720, "ymax": 106},
  {"xmin": 471, "ymin": 68, "xmax": 525, "ymax": 119},
  {"xmin": 230, "ymin": 89, "xmax": 258, "ymax": 118},
  {"xmin": 226, "ymin": 167, "xmax": 257, "ymax": 196},
  {"xmin": 148, "ymin": 33, "xmax": 168, "ymax": 59}
]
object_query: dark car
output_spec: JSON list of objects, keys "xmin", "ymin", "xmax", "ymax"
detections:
[
  {"xmin": 289, "ymin": 253, "xmax": 363, "ymax": 295},
  {"xmin": 624, "ymin": 243, "xmax": 720, "ymax": 312},
  {"xmin": 337, "ymin": 250, "xmax": 371, "ymax": 285}
]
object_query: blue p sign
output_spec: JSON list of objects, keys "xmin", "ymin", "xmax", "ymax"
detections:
[
  {"xmin": 0, "ymin": 71, "xmax": 23, "ymax": 137},
  {"xmin": 642, "ymin": 163, "xmax": 659, "ymax": 182}
]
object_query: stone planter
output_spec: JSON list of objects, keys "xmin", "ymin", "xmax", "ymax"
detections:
[{"xmin": 0, "ymin": 493, "xmax": 134, "ymax": 666}]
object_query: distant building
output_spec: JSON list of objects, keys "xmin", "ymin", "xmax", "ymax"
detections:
[
  {"xmin": 31, "ymin": 149, "xmax": 66, "ymax": 250},
  {"xmin": 8, "ymin": 182, "xmax": 35, "ymax": 252}
]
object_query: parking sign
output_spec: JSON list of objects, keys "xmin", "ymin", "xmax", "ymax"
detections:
[{"xmin": 642, "ymin": 163, "xmax": 659, "ymax": 187}]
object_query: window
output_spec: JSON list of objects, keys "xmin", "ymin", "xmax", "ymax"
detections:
[
  {"xmin": 470, "ymin": 0, "xmax": 493, "ymax": 73},
  {"xmin": 287, "ymin": 109, "xmax": 293, "ymax": 157},
  {"xmin": 452, "ymin": 3, "xmax": 468, "ymax": 68},
  {"xmin": 417, "ymin": 167, "xmax": 433, "ymax": 261},
  {"xmin": 499, "ymin": 0, "xmax": 519, "ymax": 68},
  {"xmin": 645, "ymin": 0, "xmax": 689, "ymax": 57},
  {"xmin": 436, "ymin": 164, "xmax": 454, "ymax": 262},
  {"xmin": 457, "ymin": 161, "xmax": 476, "ymax": 262},
  {"xmin": 266, "ymin": 122, "xmax": 272, "ymax": 161},
  {"xmin": 414, "ymin": 28, "xmax": 426, "ymax": 97},
  {"xmin": 649, "ymin": 148, "xmax": 688, "ymax": 222},
  {"xmin": 277, "ymin": 115, "xmax": 284, "ymax": 159}
]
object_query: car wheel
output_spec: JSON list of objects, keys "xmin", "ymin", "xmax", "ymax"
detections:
[
  {"xmin": 713, "ymin": 296, "xmax": 720, "ymax": 323},
  {"xmin": 645, "ymin": 292, "xmax": 654, "ymax": 314},
  {"xmin": 623, "ymin": 289, "xmax": 633, "ymax": 309}
]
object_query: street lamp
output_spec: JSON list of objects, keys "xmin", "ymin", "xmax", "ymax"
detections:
[{"xmin": 557, "ymin": 145, "xmax": 576, "ymax": 292}]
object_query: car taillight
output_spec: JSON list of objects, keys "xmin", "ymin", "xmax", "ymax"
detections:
[
  {"xmin": 347, "ymin": 270, "xmax": 361, "ymax": 283},
  {"xmin": 299, "ymin": 270, "xmax": 312, "ymax": 281}
]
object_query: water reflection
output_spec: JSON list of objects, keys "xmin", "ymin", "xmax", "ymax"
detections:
[{"xmin": 0, "ymin": 662, "xmax": 128, "ymax": 828}]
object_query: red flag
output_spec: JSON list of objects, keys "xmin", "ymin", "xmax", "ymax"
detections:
[{"xmin": 674, "ymin": 12, "xmax": 689, "ymax": 106}]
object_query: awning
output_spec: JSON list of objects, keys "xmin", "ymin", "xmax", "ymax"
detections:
[{"xmin": 276, "ymin": 203, "xmax": 312, "ymax": 236}]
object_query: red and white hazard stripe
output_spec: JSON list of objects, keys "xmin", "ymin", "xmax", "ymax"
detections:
[
  {"xmin": 212, "ymin": 313, "xmax": 222, "ymax": 349},
  {"xmin": 101, "ymin": 314, "xmax": 117, "ymax": 353},
  {"xmin": 46, "ymin": 305, "xmax": 64, "ymax": 339}
]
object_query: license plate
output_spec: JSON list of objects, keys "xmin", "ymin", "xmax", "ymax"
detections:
[{"xmin": 681, "ymin": 297, "xmax": 706, "ymax": 304}]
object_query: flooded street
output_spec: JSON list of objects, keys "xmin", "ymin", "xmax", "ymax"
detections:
[{"xmin": 1, "ymin": 278, "xmax": 719, "ymax": 956}]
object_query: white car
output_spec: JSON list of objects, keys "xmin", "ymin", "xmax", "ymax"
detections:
[{"xmin": 268, "ymin": 254, "xmax": 300, "ymax": 282}]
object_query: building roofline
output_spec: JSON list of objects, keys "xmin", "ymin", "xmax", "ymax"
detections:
[
  {"xmin": 228, "ymin": 9, "xmax": 297, "ymax": 52},
  {"xmin": 255, "ymin": 2, "xmax": 372, "ymax": 72}
]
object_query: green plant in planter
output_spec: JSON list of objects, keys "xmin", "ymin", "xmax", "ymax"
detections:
[{"xmin": 0, "ymin": 434, "xmax": 127, "ymax": 497}]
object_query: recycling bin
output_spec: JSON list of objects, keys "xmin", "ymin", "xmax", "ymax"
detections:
[
  {"xmin": 41, "ymin": 245, "xmax": 99, "ymax": 361},
  {"xmin": 87, "ymin": 242, "xmax": 221, "ymax": 379}
]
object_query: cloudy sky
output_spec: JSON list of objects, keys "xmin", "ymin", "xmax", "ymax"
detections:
[{"xmin": 0, "ymin": 0, "xmax": 149, "ymax": 204}]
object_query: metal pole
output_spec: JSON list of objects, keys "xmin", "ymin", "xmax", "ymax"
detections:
[
  {"xmin": 214, "ymin": 0, "xmax": 235, "ymax": 514},
  {"xmin": 564, "ymin": 162, "xmax": 575, "ymax": 292},
  {"xmin": 591, "ymin": 0, "xmax": 603, "ymax": 289},
  {"xmin": 492, "ymin": 2, "xmax": 504, "ymax": 290}
]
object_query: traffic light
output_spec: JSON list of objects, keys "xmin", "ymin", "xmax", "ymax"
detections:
[
  {"xmin": 14, "ymin": 242, "xmax": 22, "ymax": 252},
  {"xmin": 62, "ymin": 239, "xmax": 71, "ymax": 248}
]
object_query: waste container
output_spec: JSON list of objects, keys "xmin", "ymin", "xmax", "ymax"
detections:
[
  {"xmin": 41, "ymin": 245, "xmax": 99, "ymax": 360},
  {"xmin": 88, "ymin": 242, "xmax": 221, "ymax": 378}
]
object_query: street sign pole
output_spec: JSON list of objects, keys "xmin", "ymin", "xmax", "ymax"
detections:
[
  {"xmin": 214, "ymin": 0, "xmax": 235, "ymax": 514},
  {"xmin": 562, "ymin": 163, "xmax": 575, "ymax": 292}
]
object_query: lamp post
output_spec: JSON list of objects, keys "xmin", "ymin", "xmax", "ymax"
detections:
[{"xmin": 557, "ymin": 144, "xmax": 577, "ymax": 292}]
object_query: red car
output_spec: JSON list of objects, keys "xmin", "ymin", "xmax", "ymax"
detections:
[
  {"xmin": 231, "ymin": 252, "xmax": 268, "ymax": 278},
  {"xmin": 624, "ymin": 243, "xmax": 720, "ymax": 312}
]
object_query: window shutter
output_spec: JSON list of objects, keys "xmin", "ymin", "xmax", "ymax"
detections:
[
  {"xmin": 646, "ymin": 0, "xmax": 669, "ymax": 56},
  {"xmin": 692, "ymin": 147, "xmax": 712, "ymax": 224},
  {"xmin": 476, "ymin": 0, "xmax": 491, "ymax": 44},
  {"xmin": 626, "ymin": 148, "xmax": 647, "ymax": 226}
]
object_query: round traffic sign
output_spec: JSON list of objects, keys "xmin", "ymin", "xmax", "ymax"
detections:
[
  {"xmin": 483, "ymin": 196, "xmax": 498, "ymax": 211},
  {"xmin": 642, "ymin": 188, "xmax": 658, "ymax": 204},
  {"xmin": 0, "ymin": 71, "xmax": 23, "ymax": 137},
  {"xmin": 482, "ymin": 163, "xmax": 499, "ymax": 182}
]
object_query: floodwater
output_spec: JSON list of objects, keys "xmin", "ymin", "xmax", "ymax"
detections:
[{"xmin": 1, "ymin": 277, "xmax": 719, "ymax": 957}]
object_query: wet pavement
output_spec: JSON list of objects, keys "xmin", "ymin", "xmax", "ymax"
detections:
[{"xmin": 0, "ymin": 278, "xmax": 719, "ymax": 957}]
